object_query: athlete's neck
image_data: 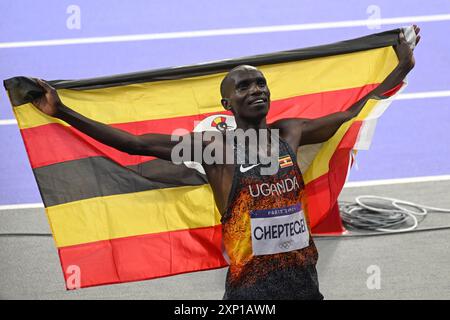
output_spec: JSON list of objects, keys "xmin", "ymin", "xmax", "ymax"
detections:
[{"xmin": 234, "ymin": 117, "xmax": 268, "ymax": 132}]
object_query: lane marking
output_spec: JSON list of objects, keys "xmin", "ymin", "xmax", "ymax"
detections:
[
  {"xmin": 0, "ymin": 119, "xmax": 18, "ymax": 126},
  {"xmin": 395, "ymin": 90, "xmax": 450, "ymax": 100},
  {"xmin": 2, "ymin": 90, "xmax": 449, "ymax": 126},
  {"xmin": 1, "ymin": 175, "xmax": 450, "ymax": 210},
  {"xmin": 344, "ymin": 175, "xmax": 450, "ymax": 188},
  {"xmin": 1, "ymin": 14, "xmax": 450, "ymax": 48},
  {"xmin": 0, "ymin": 203, "xmax": 44, "ymax": 210}
]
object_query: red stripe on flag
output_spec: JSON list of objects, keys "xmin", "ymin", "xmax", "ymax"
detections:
[
  {"xmin": 267, "ymin": 83, "xmax": 377, "ymax": 122},
  {"xmin": 59, "ymin": 225, "xmax": 227, "ymax": 289},
  {"xmin": 21, "ymin": 111, "xmax": 230, "ymax": 168},
  {"xmin": 305, "ymin": 121, "xmax": 363, "ymax": 229},
  {"xmin": 380, "ymin": 82, "xmax": 403, "ymax": 97},
  {"xmin": 21, "ymin": 84, "xmax": 377, "ymax": 169}
]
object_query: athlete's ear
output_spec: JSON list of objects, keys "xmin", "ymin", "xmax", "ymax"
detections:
[{"xmin": 221, "ymin": 98, "xmax": 232, "ymax": 110}]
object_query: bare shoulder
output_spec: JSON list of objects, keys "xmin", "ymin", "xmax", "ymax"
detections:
[
  {"xmin": 270, "ymin": 118, "xmax": 307, "ymax": 131},
  {"xmin": 269, "ymin": 118, "xmax": 307, "ymax": 149}
]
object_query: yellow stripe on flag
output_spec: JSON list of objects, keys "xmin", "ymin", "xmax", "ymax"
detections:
[
  {"xmin": 46, "ymin": 184, "xmax": 221, "ymax": 247},
  {"xmin": 303, "ymin": 98, "xmax": 381, "ymax": 183}
]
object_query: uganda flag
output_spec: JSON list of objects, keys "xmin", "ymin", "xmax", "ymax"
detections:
[
  {"xmin": 279, "ymin": 155, "xmax": 294, "ymax": 169},
  {"xmin": 4, "ymin": 28, "xmax": 407, "ymax": 289}
]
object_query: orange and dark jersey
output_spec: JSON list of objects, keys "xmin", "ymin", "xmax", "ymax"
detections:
[{"xmin": 221, "ymin": 134, "xmax": 323, "ymax": 300}]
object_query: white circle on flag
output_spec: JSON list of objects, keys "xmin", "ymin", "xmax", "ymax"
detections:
[{"xmin": 184, "ymin": 114, "xmax": 236, "ymax": 174}]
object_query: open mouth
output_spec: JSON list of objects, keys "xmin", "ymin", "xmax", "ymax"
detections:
[{"xmin": 249, "ymin": 98, "xmax": 267, "ymax": 106}]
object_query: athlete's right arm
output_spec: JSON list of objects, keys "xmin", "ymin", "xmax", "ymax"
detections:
[{"xmin": 32, "ymin": 79, "xmax": 195, "ymax": 162}]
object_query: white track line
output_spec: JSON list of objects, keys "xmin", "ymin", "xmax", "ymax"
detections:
[
  {"xmin": 1, "ymin": 14, "xmax": 450, "ymax": 49},
  {"xmin": 344, "ymin": 175, "xmax": 450, "ymax": 188},
  {"xmin": 0, "ymin": 119, "xmax": 18, "ymax": 125},
  {"xmin": 1, "ymin": 90, "xmax": 449, "ymax": 126},
  {"xmin": 396, "ymin": 90, "xmax": 450, "ymax": 100},
  {"xmin": 1, "ymin": 175, "xmax": 449, "ymax": 211},
  {"xmin": 0, "ymin": 203, "xmax": 44, "ymax": 210}
]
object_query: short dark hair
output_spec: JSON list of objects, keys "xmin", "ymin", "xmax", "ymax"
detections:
[{"xmin": 220, "ymin": 65, "xmax": 258, "ymax": 98}]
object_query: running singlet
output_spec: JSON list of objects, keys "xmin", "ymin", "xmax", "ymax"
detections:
[{"xmin": 221, "ymin": 135, "xmax": 323, "ymax": 300}]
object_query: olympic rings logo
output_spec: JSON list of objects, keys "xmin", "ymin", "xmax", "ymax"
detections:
[{"xmin": 279, "ymin": 240, "xmax": 293, "ymax": 250}]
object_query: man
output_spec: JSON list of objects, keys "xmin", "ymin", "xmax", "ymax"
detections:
[{"xmin": 31, "ymin": 26, "xmax": 420, "ymax": 299}]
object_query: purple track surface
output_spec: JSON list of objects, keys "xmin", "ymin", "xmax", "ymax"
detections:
[{"xmin": 1, "ymin": 0, "xmax": 449, "ymax": 205}]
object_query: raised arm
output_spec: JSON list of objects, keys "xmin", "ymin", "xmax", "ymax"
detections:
[
  {"xmin": 276, "ymin": 26, "xmax": 421, "ymax": 147},
  {"xmin": 32, "ymin": 79, "xmax": 198, "ymax": 161}
]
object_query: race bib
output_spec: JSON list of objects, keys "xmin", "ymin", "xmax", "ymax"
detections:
[{"xmin": 250, "ymin": 204, "xmax": 310, "ymax": 256}]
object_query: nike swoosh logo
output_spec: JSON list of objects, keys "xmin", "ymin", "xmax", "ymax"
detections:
[{"xmin": 240, "ymin": 163, "xmax": 260, "ymax": 173}]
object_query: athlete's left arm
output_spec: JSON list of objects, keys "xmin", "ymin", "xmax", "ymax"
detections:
[{"xmin": 275, "ymin": 25, "xmax": 421, "ymax": 147}]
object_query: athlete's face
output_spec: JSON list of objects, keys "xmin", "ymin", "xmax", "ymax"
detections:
[{"xmin": 222, "ymin": 67, "xmax": 271, "ymax": 122}]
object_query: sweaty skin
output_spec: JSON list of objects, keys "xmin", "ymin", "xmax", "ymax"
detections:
[{"xmin": 32, "ymin": 27, "xmax": 420, "ymax": 216}]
